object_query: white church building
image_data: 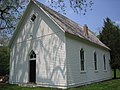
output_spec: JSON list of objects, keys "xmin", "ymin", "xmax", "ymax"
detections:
[{"xmin": 9, "ymin": 0, "xmax": 112, "ymax": 89}]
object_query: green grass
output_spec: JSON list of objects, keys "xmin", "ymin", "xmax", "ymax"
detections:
[
  {"xmin": 112, "ymin": 69, "xmax": 120, "ymax": 78},
  {"xmin": 69, "ymin": 79, "xmax": 120, "ymax": 90},
  {"xmin": 0, "ymin": 84, "xmax": 54, "ymax": 90},
  {"xmin": 0, "ymin": 70, "xmax": 120, "ymax": 90},
  {"xmin": 0, "ymin": 79, "xmax": 120, "ymax": 90}
]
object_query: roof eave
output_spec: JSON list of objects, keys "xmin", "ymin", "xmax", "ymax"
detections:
[{"xmin": 65, "ymin": 32, "xmax": 110, "ymax": 51}]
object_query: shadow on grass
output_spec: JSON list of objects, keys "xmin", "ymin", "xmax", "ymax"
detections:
[{"xmin": 0, "ymin": 84, "xmax": 17, "ymax": 90}]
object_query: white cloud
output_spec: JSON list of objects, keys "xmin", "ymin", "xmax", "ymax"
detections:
[{"xmin": 115, "ymin": 20, "xmax": 120, "ymax": 25}]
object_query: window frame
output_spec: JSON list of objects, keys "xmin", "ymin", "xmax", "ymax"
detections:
[
  {"xmin": 103, "ymin": 54, "xmax": 107, "ymax": 71},
  {"xmin": 79, "ymin": 48, "xmax": 85, "ymax": 72}
]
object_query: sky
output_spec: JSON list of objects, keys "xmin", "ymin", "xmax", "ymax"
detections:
[{"xmin": 38, "ymin": 0, "xmax": 120, "ymax": 35}]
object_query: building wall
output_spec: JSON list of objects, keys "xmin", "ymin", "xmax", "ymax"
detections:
[
  {"xmin": 9, "ymin": 2, "xmax": 67, "ymax": 88},
  {"xmin": 9, "ymin": 1, "xmax": 112, "ymax": 89},
  {"xmin": 65, "ymin": 34, "xmax": 112, "ymax": 87}
]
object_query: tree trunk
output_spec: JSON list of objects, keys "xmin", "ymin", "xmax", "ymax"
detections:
[{"xmin": 113, "ymin": 68, "xmax": 116, "ymax": 79}]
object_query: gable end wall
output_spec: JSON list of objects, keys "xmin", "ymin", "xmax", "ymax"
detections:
[{"xmin": 9, "ymin": 1, "xmax": 67, "ymax": 89}]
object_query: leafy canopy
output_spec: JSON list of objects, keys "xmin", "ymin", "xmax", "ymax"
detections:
[
  {"xmin": 0, "ymin": 0, "xmax": 29, "ymax": 35},
  {"xmin": 0, "ymin": 0, "xmax": 93, "ymax": 36},
  {"xmin": 99, "ymin": 17, "xmax": 120, "ymax": 69},
  {"xmin": 0, "ymin": 46, "xmax": 9, "ymax": 75},
  {"xmin": 48, "ymin": 0, "xmax": 93, "ymax": 14}
]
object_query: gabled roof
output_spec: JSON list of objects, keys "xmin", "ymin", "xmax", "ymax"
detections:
[
  {"xmin": 9, "ymin": 0, "xmax": 110, "ymax": 50},
  {"xmin": 33, "ymin": 0, "xmax": 109, "ymax": 50}
]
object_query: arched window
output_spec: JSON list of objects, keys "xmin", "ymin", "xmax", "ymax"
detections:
[
  {"xmin": 80, "ymin": 48, "xmax": 84, "ymax": 71},
  {"xmin": 103, "ymin": 54, "xmax": 106, "ymax": 70},
  {"xmin": 29, "ymin": 50, "xmax": 36, "ymax": 59},
  {"xmin": 94, "ymin": 52, "xmax": 97, "ymax": 70}
]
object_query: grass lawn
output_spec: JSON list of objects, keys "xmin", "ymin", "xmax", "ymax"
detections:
[
  {"xmin": 112, "ymin": 69, "xmax": 120, "ymax": 78},
  {"xmin": 0, "ymin": 79, "xmax": 120, "ymax": 90},
  {"xmin": 70, "ymin": 79, "xmax": 120, "ymax": 90},
  {"xmin": 0, "ymin": 70, "xmax": 120, "ymax": 90}
]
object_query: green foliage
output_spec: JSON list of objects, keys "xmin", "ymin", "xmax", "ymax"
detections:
[
  {"xmin": 112, "ymin": 69, "xmax": 120, "ymax": 78},
  {"xmin": 0, "ymin": 46, "xmax": 9, "ymax": 76},
  {"xmin": 99, "ymin": 17, "xmax": 120, "ymax": 69}
]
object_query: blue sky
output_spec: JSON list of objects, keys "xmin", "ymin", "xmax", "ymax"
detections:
[{"xmin": 38, "ymin": 0, "xmax": 120, "ymax": 35}]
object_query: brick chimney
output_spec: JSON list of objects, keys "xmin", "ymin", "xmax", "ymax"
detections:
[{"xmin": 83, "ymin": 24, "xmax": 89, "ymax": 36}]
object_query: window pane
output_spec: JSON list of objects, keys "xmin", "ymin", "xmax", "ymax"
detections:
[
  {"xmin": 33, "ymin": 53, "xmax": 36, "ymax": 58},
  {"xmin": 94, "ymin": 52, "xmax": 97, "ymax": 70},
  {"xmin": 103, "ymin": 55, "xmax": 106, "ymax": 70},
  {"xmin": 81, "ymin": 60, "xmax": 84, "ymax": 70},
  {"xmin": 30, "ymin": 50, "xmax": 36, "ymax": 59},
  {"xmin": 30, "ymin": 54, "xmax": 33, "ymax": 58},
  {"xmin": 31, "ymin": 14, "xmax": 36, "ymax": 22},
  {"xmin": 80, "ymin": 48, "xmax": 84, "ymax": 71}
]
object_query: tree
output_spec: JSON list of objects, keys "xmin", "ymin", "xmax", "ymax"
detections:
[
  {"xmin": 0, "ymin": 30, "xmax": 9, "ymax": 46},
  {"xmin": 0, "ymin": 0, "xmax": 29, "ymax": 37},
  {"xmin": 0, "ymin": 46, "xmax": 9, "ymax": 76},
  {"xmin": 48, "ymin": 0, "xmax": 93, "ymax": 15},
  {"xmin": 99, "ymin": 17, "xmax": 120, "ymax": 79},
  {"xmin": 0, "ymin": 0, "xmax": 93, "ymax": 38}
]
